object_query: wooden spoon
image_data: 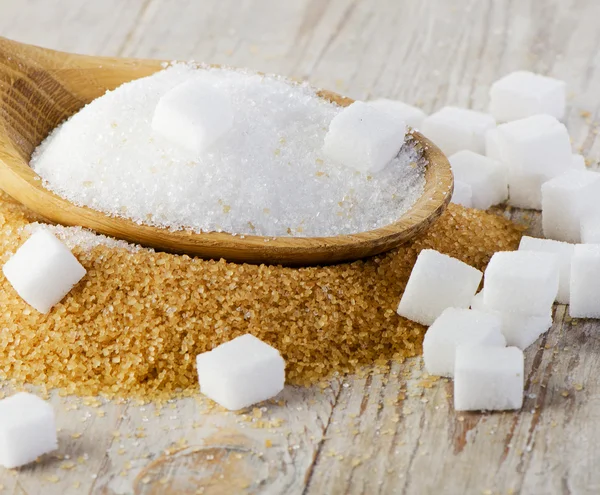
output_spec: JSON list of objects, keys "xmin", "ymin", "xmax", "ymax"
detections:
[{"xmin": 0, "ymin": 37, "xmax": 453, "ymax": 266}]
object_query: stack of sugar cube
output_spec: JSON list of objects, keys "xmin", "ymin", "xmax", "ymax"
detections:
[
  {"xmin": 516, "ymin": 235, "xmax": 600, "ymax": 319},
  {"xmin": 414, "ymin": 70, "xmax": 593, "ymax": 212},
  {"xmin": 396, "ymin": 249, "xmax": 525, "ymax": 411},
  {"xmin": 477, "ymin": 250, "xmax": 559, "ymax": 345},
  {"xmin": 366, "ymin": 71, "xmax": 590, "ymax": 214}
]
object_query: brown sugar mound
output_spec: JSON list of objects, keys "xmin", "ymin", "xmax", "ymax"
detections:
[{"xmin": 0, "ymin": 192, "xmax": 523, "ymax": 399}]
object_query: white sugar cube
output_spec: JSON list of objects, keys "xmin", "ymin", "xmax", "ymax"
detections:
[
  {"xmin": 507, "ymin": 172, "xmax": 544, "ymax": 210},
  {"xmin": 485, "ymin": 128, "xmax": 505, "ymax": 162},
  {"xmin": 196, "ymin": 334, "xmax": 285, "ymax": 410},
  {"xmin": 518, "ymin": 236, "xmax": 574, "ymax": 304},
  {"xmin": 448, "ymin": 150, "xmax": 507, "ymax": 209},
  {"xmin": 152, "ymin": 79, "xmax": 234, "ymax": 154},
  {"xmin": 541, "ymin": 170, "xmax": 600, "ymax": 242},
  {"xmin": 397, "ymin": 249, "xmax": 482, "ymax": 326},
  {"xmin": 0, "ymin": 393, "xmax": 57, "ymax": 468},
  {"xmin": 571, "ymin": 154, "xmax": 586, "ymax": 170},
  {"xmin": 570, "ymin": 244, "xmax": 600, "ymax": 318},
  {"xmin": 471, "ymin": 291, "xmax": 552, "ymax": 349},
  {"xmin": 489, "ymin": 71, "xmax": 566, "ymax": 122},
  {"xmin": 454, "ymin": 346, "xmax": 524, "ymax": 411},
  {"xmin": 2, "ymin": 230, "xmax": 86, "ymax": 313},
  {"xmin": 323, "ymin": 101, "xmax": 406, "ymax": 173},
  {"xmin": 483, "ymin": 251, "xmax": 559, "ymax": 315},
  {"xmin": 497, "ymin": 115, "xmax": 572, "ymax": 178},
  {"xmin": 451, "ymin": 180, "xmax": 473, "ymax": 207},
  {"xmin": 421, "ymin": 106, "xmax": 496, "ymax": 156},
  {"xmin": 581, "ymin": 214, "xmax": 600, "ymax": 243},
  {"xmin": 423, "ymin": 308, "xmax": 505, "ymax": 377},
  {"xmin": 367, "ymin": 98, "xmax": 426, "ymax": 128}
]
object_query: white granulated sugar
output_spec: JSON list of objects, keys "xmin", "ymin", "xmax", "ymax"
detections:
[
  {"xmin": 25, "ymin": 224, "xmax": 151, "ymax": 253},
  {"xmin": 31, "ymin": 64, "xmax": 425, "ymax": 237}
]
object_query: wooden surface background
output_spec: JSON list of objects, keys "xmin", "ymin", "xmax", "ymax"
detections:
[{"xmin": 0, "ymin": 0, "xmax": 599, "ymax": 493}]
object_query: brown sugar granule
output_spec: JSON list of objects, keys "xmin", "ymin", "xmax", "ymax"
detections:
[{"xmin": 0, "ymin": 191, "xmax": 522, "ymax": 399}]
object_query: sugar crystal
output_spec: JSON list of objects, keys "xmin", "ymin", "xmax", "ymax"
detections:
[{"xmin": 31, "ymin": 65, "xmax": 424, "ymax": 237}]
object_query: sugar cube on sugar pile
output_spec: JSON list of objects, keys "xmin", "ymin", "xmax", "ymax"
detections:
[
  {"xmin": 542, "ymin": 170, "xmax": 600, "ymax": 242},
  {"xmin": 397, "ymin": 249, "xmax": 483, "ymax": 326},
  {"xmin": 471, "ymin": 291, "xmax": 552, "ymax": 350},
  {"xmin": 367, "ymin": 98, "xmax": 426, "ymax": 129},
  {"xmin": 518, "ymin": 236, "xmax": 574, "ymax": 304},
  {"xmin": 448, "ymin": 150, "xmax": 507, "ymax": 209},
  {"xmin": 489, "ymin": 71, "xmax": 566, "ymax": 122},
  {"xmin": 196, "ymin": 334, "xmax": 285, "ymax": 411},
  {"xmin": 451, "ymin": 180, "xmax": 473, "ymax": 207},
  {"xmin": 483, "ymin": 251, "xmax": 559, "ymax": 315},
  {"xmin": 323, "ymin": 101, "xmax": 406, "ymax": 173},
  {"xmin": 152, "ymin": 78, "xmax": 234, "ymax": 154},
  {"xmin": 0, "ymin": 393, "xmax": 58, "ymax": 468},
  {"xmin": 421, "ymin": 106, "xmax": 496, "ymax": 156},
  {"xmin": 454, "ymin": 346, "xmax": 524, "ymax": 411},
  {"xmin": 422, "ymin": 308, "xmax": 505, "ymax": 377},
  {"xmin": 570, "ymin": 244, "xmax": 600, "ymax": 318},
  {"xmin": 2, "ymin": 230, "xmax": 86, "ymax": 313}
]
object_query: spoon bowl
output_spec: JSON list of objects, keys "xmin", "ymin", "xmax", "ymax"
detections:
[{"xmin": 0, "ymin": 37, "xmax": 452, "ymax": 266}]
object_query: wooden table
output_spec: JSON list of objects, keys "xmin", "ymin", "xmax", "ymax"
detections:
[{"xmin": 1, "ymin": 0, "xmax": 599, "ymax": 493}]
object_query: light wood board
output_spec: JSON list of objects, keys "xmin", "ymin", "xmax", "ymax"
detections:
[{"xmin": 0, "ymin": 0, "xmax": 599, "ymax": 493}]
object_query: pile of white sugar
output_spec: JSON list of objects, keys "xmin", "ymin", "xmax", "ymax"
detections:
[{"xmin": 31, "ymin": 64, "xmax": 425, "ymax": 237}]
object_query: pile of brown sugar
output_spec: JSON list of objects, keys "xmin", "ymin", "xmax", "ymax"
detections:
[{"xmin": 0, "ymin": 191, "xmax": 522, "ymax": 400}]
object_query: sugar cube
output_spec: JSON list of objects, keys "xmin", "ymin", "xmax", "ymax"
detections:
[
  {"xmin": 507, "ymin": 172, "xmax": 544, "ymax": 210},
  {"xmin": 2, "ymin": 230, "xmax": 86, "ymax": 313},
  {"xmin": 489, "ymin": 71, "xmax": 566, "ymax": 122},
  {"xmin": 571, "ymin": 154, "xmax": 586, "ymax": 170},
  {"xmin": 518, "ymin": 236, "xmax": 574, "ymax": 304},
  {"xmin": 421, "ymin": 106, "xmax": 496, "ymax": 156},
  {"xmin": 448, "ymin": 150, "xmax": 507, "ymax": 209},
  {"xmin": 323, "ymin": 101, "xmax": 406, "ymax": 173},
  {"xmin": 541, "ymin": 170, "xmax": 600, "ymax": 242},
  {"xmin": 196, "ymin": 334, "xmax": 285, "ymax": 410},
  {"xmin": 423, "ymin": 308, "xmax": 505, "ymax": 377},
  {"xmin": 397, "ymin": 249, "xmax": 483, "ymax": 326},
  {"xmin": 581, "ymin": 214, "xmax": 600, "ymax": 243},
  {"xmin": 367, "ymin": 98, "xmax": 426, "ymax": 128},
  {"xmin": 454, "ymin": 345, "xmax": 524, "ymax": 411},
  {"xmin": 152, "ymin": 79, "xmax": 234, "ymax": 154},
  {"xmin": 483, "ymin": 251, "xmax": 559, "ymax": 315},
  {"xmin": 570, "ymin": 244, "xmax": 600, "ymax": 318},
  {"xmin": 451, "ymin": 180, "xmax": 473, "ymax": 208},
  {"xmin": 485, "ymin": 128, "xmax": 505, "ymax": 162},
  {"xmin": 0, "ymin": 393, "xmax": 57, "ymax": 468},
  {"xmin": 471, "ymin": 291, "xmax": 552, "ymax": 349},
  {"xmin": 496, "ymin": 115, "xmax": 572, "ymax": 178}
]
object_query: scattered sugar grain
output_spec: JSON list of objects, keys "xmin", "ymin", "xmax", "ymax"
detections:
[{"xmin": 25, "ymin": 223, "xmax": 151, "ymax": 253}]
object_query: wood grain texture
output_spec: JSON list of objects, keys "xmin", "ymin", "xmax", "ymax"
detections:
[
  {"xmin": 0, "ymin": 0, "xmax": 599, "ymax": 494},
  {"xmin": 0, "ymin": 37, "xmax": 453, "ymax": 266}
]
